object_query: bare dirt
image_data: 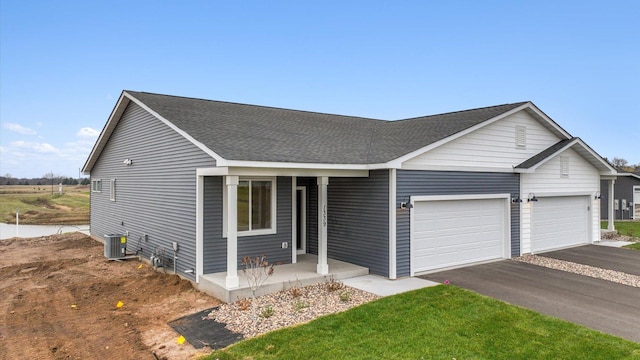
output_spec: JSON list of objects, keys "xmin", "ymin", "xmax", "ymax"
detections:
[{"xmin": 0, "ymin": 233, "xmax": 221, "ymax": 360}]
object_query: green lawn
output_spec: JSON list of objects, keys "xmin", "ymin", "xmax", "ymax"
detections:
[
  {"xmin": 202, "ymin": 286, "xmax": 640, "ymax": 360},
  {"xmin": 601, "ymin": 221, "xmax": 640, "ymax": 238},
  {"xmin": 624, "ymin": 242, "xmax": 640, "ymax": 251}
]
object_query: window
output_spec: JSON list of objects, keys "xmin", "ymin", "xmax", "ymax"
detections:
[
  {"xmin": 560, "ymin": 156, "xmax": 569, "ymax": 177},
  {"xmin": 515, "ymin": 125, "xmax": 526, "ymax": 149},
  {"xmin": 110, "ymin": 179, "xmax": 116, "ymax": 201},
  {"xmin": 224, "ymin": 177, "xmax": 277, "ymax": 236},
  {"xmin": 91, "ymin": 179, "xmax": 102, "ymax": 192}
]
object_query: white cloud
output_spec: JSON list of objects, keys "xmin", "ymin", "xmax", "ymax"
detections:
[
  {"xmin": 11, "ymin": 140, "xmax": 60, "ymax": 154},
  {"xmin": 77, "ymin": 127, "xmax": 99, "ymax": 138},
  {"xmin": 4, "ymin": 122, "xmax": 37, "ymax": 135}
]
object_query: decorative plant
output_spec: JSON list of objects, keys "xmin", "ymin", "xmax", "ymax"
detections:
[
  {"xmin": 242, "ymin": 255, "xmax": 275, "ymax": 323},
  {"xmin": 325, "ymin": 275, "xmax": 344, "ymax": 292},
  {"xmin": 288, "ymin": 277, "xmax": 304, "ymax": 298},
  {"xmin": 260, "ymin": 305, "xmax": 274, "ymax": 318},
  {"xmin": 293, "ymin": 300, "xmax": 310, "ymax": 312},
  {"xmin": 339, "ymin": 290, "xmax": 351, "ymax": 302},
  {"xmin": 242, "ymin": 255, "xmax": 275, "ymax": 298}
]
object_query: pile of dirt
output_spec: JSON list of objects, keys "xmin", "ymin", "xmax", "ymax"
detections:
[{"xmin": 0, "ymin": 233, "xmax": 221, "ymax": 359}]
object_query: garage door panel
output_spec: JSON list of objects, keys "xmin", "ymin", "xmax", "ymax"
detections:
[
  {"xmin": 531, "ymin": 196, "xmax": 588, "ymax": 253},
  {"xmin": 412, "ymin": 198, "xmax": 507, "ymax": 274}
]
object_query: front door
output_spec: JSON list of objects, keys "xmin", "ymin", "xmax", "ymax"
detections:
[{"xmin": 296, "ymin": 187, "xmax": 306, "ymax": 254}]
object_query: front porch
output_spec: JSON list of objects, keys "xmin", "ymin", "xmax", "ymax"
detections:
[{"xmin": 197, "ymin": 255, "xmax": 369, "ymax": 303}]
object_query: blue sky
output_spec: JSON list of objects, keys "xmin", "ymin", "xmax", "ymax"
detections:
[{"xmin": 1, "ymin": 1, "xmax": 638, "ymax": 178}]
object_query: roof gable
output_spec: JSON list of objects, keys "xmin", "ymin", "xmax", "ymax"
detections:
[{"xmin": 515, "ymin": 138, "xmax": 616, "ymax": 175}]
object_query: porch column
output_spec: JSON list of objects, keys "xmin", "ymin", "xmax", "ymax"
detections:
[
  {"xmin": 226, "ymin": 176, "xmax": 240, "ymax": 288},
  {"xmin": 608, "ymin": 179, "xmax": 615, "ymax": 231},
  {"xmin": 317, "ymin": 176, "xmax": 329, "ymax": 275}
]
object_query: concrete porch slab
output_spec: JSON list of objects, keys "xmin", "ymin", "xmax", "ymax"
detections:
[
  {"xmin": 342, "ymin": 275, "xmax": 439, "ymax": 297},
  {"xmin": 198, "ymin": 254, "xmax": 369, "ymax": 303}
]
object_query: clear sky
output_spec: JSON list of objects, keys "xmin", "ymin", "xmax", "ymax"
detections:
[{"xmin": 1, "ymin": 1, "xmax": 638, "ymax": 178}]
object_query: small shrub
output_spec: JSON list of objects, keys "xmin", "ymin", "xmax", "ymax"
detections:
[
  {"xmin": 236, "ymin": 298, "xmax": 251, "ymax": 311},
  {"xmin": 288, "ymin": 278, "xmax": 304, "ymax": 298},
  {"xmin": 325, "ymin": 276, "xmax": 344, "ymax": 292},
  {"xmin": 260, "ymin": 305, "xmax": 274, "ymax": 318},
  {"xmin": 339, "ymin": 290, "xmax": 351, "ymax": 302},
  {"xmin": 293, "ymin": 300, "xmax": 309, "ymax": 312}
]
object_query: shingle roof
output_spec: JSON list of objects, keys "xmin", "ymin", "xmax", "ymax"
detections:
[
  {"xmin": 126, "ymin": 91, "xmax": 528, "ymax": 164},
  {"xmin": 515, "ymin": 139, "xmax": 576, "ymax": 169}
]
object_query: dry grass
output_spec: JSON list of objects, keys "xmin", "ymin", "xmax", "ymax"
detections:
[{"xmin": 0, "ymin": 185, "xmax": 89, "ymax": 225}]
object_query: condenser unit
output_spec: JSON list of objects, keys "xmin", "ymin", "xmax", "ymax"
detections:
[{"xmin": 104, "ymin": 234, "xmax": 127, "ymax": 259}]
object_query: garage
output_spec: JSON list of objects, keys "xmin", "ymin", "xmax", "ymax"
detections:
[
  {"xmin": 531, "ymin": 196, "xmax": 589, "ymax": 253},
  {"xmin": 411, "ymin": 195, "xmax": 509, "ymax": 275}
]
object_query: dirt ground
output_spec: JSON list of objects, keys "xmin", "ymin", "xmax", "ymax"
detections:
[{"xmin": 0, "ymin": 233, "xmax": 221, "ymax": 360}]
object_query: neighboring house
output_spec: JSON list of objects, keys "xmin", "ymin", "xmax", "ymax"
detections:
[
  {"xmin": 600, "ymin": 173, "xmax": 640, "ymax": 221},
  {"xmin": 82, "ymin": 91, "xmax": 616, "ymax": 298}
]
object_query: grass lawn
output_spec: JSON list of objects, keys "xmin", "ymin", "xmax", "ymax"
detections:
[
  {"xmin": 624, "ymin": 242, "xmax": 640, "ymax": 251},
  {"xmin": 203, "ymin": 286, "xmax": 640, "ymax": 360},
  {"xmin": 0, "ymin": 185, "xmax": 90, "ymax": 224},
  {"xmin": 601, "ymin": 221, "xmax": 640, "ymax": 238}
]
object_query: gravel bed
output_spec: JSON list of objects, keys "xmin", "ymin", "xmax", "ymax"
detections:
[
  {"xmin": 208, "ymin": 281, "xmax": 380, "ymax": 338},
  {"xmin": 515, "ymin": 254, "xmax": 640, "ymax": 288}
]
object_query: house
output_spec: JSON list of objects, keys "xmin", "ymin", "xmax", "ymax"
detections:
[
  {"xmin": 600, "ymin": 173, "xmax": 640, "ymax": 221},
  {"xmin": 82, "ymin": 91, "xmax": 617, "ymax": 301}
]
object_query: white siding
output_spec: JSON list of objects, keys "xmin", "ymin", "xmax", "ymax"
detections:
[
  {"xmin": 520, "ymin": 148, "xmax": 600, "ymax": 253},
  {"xmin": 402, "ymin": 111, "xmax": 562, "ymax": 171}
]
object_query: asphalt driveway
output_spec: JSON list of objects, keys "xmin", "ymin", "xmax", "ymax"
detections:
[{"xmin": 420, "ymin": 245, "xmax": 640, "ymax": 343}]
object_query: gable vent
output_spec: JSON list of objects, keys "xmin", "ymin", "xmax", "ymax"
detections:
[
  {"xmin": 560, "ymin": 156, "xmax": 569, "ymax": 177},
  {"xmin": 515, "ymin": 125, "xmax": 526, "ymax": 148}
]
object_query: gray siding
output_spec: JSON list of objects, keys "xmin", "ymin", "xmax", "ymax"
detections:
[
  {"xmin": 327, "ymin": 170, "xmax": 389, "ymax": 276},
  {"xmin": 203, "ymin": 177, "xmax": 292, "ymax": 273},
  {"xmin": 396, "ymin": 170, "xmax": 521, "ymax": 277},
  {"xmin": 90, "ymin": 102, "xmax": 216, "ymax": 280},
  {"xmin": 600, "ymin": 177, "xmax": 640, "ymax": 220}
]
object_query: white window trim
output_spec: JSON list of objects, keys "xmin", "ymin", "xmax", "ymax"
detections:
[
  {"xmin": 91, "ymin": 179, "xmax": 102, "ymax": 193},
  {"xmin": 223, "ymin": 176, "xmax": 277, "ymax": 237},
  {"xmin": 110, "ymin": 179, "xmax": 116, "ymax": 201}
]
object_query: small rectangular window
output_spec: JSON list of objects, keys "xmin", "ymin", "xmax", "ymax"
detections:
[
  {"xmin": 91, "ymin": 179, "xmax": 102, "ymax": 192},
  {"xmin": 110, "ymin": 179, "xmax": 116, "ymax": 201},
  {"xmin": 515, "ymin": 125, "xmax": 526, "ymax": 148},
  {"xmin": 560, "ymin": 156, "xmax": 569, "ymax": 177}
]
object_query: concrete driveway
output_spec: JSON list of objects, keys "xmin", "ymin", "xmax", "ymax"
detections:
[{"xmin": 420, "ymin": 245, "xmax": 640, "ymax": 343}]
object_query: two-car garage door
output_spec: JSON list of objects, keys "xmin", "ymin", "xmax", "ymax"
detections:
[
  {"xmin": 531, "ymin": 196, "xmax": 589, "ymax": 253},
  {"xmin": 411, "ymin": 196, "xmax": 508, "ymax": 275}
]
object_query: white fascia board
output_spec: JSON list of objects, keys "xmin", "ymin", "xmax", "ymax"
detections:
[
  {"xmin": 222, "ymin": 159, "xmax": 379, "ymax": 170},
  {"xmin": 125, "ymin": 92, "xmax": 225, "ymax": 164},
  {"xmin": 393, "ymin": 103, "xmax": 532, "ymax": 165},
  {"xmin": 402, "ymin": 164, "xmax": 515, "ymax": 173},
  {"xmin": 521, "ymin": 138, "xmax": 617, "ymax": 175},
  {"xmin": 412, "ymin": 193, "xmax": 511, "ymax": 202},
  {"xmin": 571, "ymin": 138, "xmax": 617, "ymax": 174},
  {"xmin": 524, "ymin": 103, "xmax": 572, "ymax": 139},
  {"xmin": 197, "ymin": 166, "xmax": 369, "ymax": 178},
  {"xmin": 82, "ymin": 92, "xmax": 131, "ymax": 174},
  {"xmin": 616, "ymin": 173, "xmax": 640, "ymax": 180}
]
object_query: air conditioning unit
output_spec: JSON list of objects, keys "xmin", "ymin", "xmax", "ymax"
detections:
[{"xmin": 104, "ymin": 234, "xmax": 127, "ymax": 259}]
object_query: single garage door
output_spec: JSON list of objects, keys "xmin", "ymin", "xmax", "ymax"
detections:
[
  {"xmin": 531, "ymin": 196, "xmax": 589, "ymax": 253},
  {"xmin": 412, "ymin": 197, "xmax": 508, "ymax": 275}
]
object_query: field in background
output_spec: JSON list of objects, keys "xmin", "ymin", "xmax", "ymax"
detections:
[{"xmin": 0, "ymin": 185, "xmax": 90, "ymax": 225}]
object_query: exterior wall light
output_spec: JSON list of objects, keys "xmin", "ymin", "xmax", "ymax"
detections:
[
  {"xmin": 595, "ymin": 191, "xmax": 601, "ymax": 199},
  {"xmin": 527, "ymin": 193, "xmax": 538, "ymax": 202},
  {"xmin": 123, "ymin": 159, "xmax": 133, "ymax": 166}
]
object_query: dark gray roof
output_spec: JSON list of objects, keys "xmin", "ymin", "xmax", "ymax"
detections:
[
  {"xmin": 126, "ymin": 91, "xmax": 528, "ymax": 164},
  {"xmin": 515, "ymin": 139, "xmax": 575, "ymax": 169}
]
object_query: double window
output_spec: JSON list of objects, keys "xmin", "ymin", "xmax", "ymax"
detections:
[
  {"xmin": 91, "ymin": 179, "xmax": 102, "ymax": 192},
  {"xmin": 224, "ymin": 177, "xmax": 276, "ymax": 236}
]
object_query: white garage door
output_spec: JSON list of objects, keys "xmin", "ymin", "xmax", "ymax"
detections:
[
  {"xmin": 531, "ymin": 196, "xmax": 589, "ymax": 253},
  {"xmin": 412, "ymin": 197, "xmax": 507, "ymax": 275},
  {"xmin": 634, "ymin": 187, "xmax": 640, "ymax": 220}
]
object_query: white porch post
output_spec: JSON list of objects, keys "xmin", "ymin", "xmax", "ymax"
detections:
[
  {"xmin": 317, "ymin": 176, "xmax": 329, "ymax": 275},
  {"xmin": 608, "ymin": 179, "xmax": 616, "ymax": 231},
  {"xmin": 226, "ymin": 175, "xmax": 240, "ymax": 288}
]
